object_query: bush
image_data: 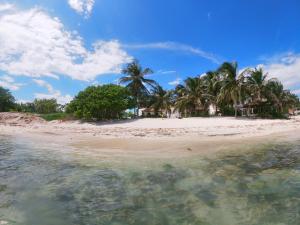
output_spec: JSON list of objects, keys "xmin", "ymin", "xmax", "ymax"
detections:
[
  {"xmin": 66, "ymin": 84, "xmax": 135, "ymax": 120},
  {"xmin": 40, "ymin": 113, "xmax": 74, "ymax": 121},
  {"xmin": 34, "ymin": 99, "xmax": 59, "ymax": 114},
  {"xmin": 15, "ymin": 102, "xmax": 35, "ymax": 113}
]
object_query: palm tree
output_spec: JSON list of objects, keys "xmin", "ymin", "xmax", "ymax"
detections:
[
  {"xmin": 202, "ymin": 71, "xmax": 222, "ymax": 111},
  {"xmin": 217, "ymin": 62, "xmax": 245, "ymax": 117},
  {"xmin": 265, "ymin": 78, "xmax": 297, "ymax": 115},
  {"xmin": 174, "ymin": 77, "xmax": 206, "ymax": 117},
  {"xmin": 150, "ymin": 85, "xmax": 173, "ymax": 117},
  {"xmin": 120, "ymin": 60, "xmax": 157, "ymax": 116},
  {"xmin": 246, "ymin": 67, "xmax": 268, "ymax": 105}
]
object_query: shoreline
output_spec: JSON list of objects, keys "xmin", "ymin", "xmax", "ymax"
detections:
[
  {"xmin": 1, "ymin": 113, "xmax": 300, "ymax": 138},
  {"xmin": 1, "ymin": 114, "xmax": 300, "ymax": 160}
]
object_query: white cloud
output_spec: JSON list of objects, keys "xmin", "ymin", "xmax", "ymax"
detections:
[
  {"xmin": 145, "ymin": 70, "xmax": 177, "ymax": 77},
  {"xmin": 33, "ymin": 79, "xmax": 54, "ymax": 93},
  {"xmin": 91, "ymin": 80, "xmax": 100, "ymax": 86},
  {"xmin": 33, "ymin": 79, "xmax": 73, "ymax": 104},
  {"xmin": 68, "ymin": 0, "xmax": 95, "ymax": 18},
  {"xmin": 0, "ymin": 3, "xmax": 14, "ymax": 12},
  {"xmin": 259, "ymin": 52, "xmax": 300, "ymax": 94},
  {"xmin": 0, "ymin": 4, "xmax": 131, "ymax": 81},
  {"xmin": 168, "ymin": 78, "xmax": 182, "ymax": 86},
  {"xmin": 0, "ymin": 75, "xmax": 24, "ymax": 90},
  {"xmin": 124, "ymin": 42, "xmax": 220, "ymax": 64},
  {"xmin": 159, "ymin": 70, "xmax": 177, "ymax": 74}
]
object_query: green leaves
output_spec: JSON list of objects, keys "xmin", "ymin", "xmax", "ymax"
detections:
[
  {"xmin": 120, "ymin": 60, "xmax": 156, "ymax": 114},
  {"xmin": 66, "ymin": 84, "xmax": 134, "ymax": 120},
  {"xmin": 33, "ymin": 98, "xmax": 59, "ymax": 114},
  {"xmin": 0, "ymin": 87, "xmax": 15, "ymax": 112}
]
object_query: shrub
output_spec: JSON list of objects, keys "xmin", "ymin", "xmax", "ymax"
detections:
[
  {"xmin": 40, "ymin": 113, "xmax": 74, "ymax": 121},
  {"xmin": 34, "ymin": 99, "xmax": 59, "ymax": 114},
  {"xmin": 66, "ymin": 84, "xmax": 135, "ymax": 120}
]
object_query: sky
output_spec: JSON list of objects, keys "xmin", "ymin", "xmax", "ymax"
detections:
[{"xmin": 0, "ymin": 0, "xmax": 300, "ymax": 104}]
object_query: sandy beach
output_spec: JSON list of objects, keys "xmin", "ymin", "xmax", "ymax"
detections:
[
  {"xmin": 1, "ymin": 112, "xmax": 300, "ymax": 138},
  {"xmin": 0, "ymin": 113, "xmax": 300, "ymax": 159}
]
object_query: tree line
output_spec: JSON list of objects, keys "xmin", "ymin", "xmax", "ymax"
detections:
[
  {"xmin": 0, "ymin": 88, "xmax": 61, "ymax": 114},
  {"xmin": 0, "ymin": 60, "xmax": 299, "ymax": 120},
  {"xmin": 117, "ymin": 60, "xmax": 300, "ymax": 118}
]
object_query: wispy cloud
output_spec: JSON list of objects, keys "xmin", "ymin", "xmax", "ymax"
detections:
[
  {"xmin": 0, "ymin": 75, "xmax": 24, "ymax": 90},
  {"xmin": 168, "ymin": 78, "xmax": 182, "ymax": 86},
  {"xmin": 67, "ymin": 0, "xmax": 95, "ymax": 18},
  {"xmin": 33, "ymin": 79, "xmax": 73, "ymax": 104},
  {"xmin": 0, "ymin": 3, "xmax": 14, "ymax": 12},
  {"xmin": 124, "ymin": 42, "xmax": 221, "ymax": 64},
  {"xmin": 158, "ymin": 70, "xmax": 177, "ymax": 74}
]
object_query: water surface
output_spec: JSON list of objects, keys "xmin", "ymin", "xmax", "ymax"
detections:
[{"xmin": 0, "ymin": 135, "xmax": 299, "ymax": 225}]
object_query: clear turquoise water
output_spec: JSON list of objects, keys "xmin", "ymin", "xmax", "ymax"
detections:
[{"xmin": 0, "ymin": 135, "xmax": 300, "ymax": 225}]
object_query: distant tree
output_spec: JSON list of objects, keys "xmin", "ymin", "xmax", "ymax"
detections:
[
  {"xmin": 202, "ymin": 71, "xmax": 222, "ymax": 107},
  {"xmin": 120, "ymin": 60, "xmax": 157, "ymax": 116},
  {"xmin": 0, "ymin": 87, "xmax": 15, "ymax": 112},
  {"xmin": 15, "ymin": 102, "xmax": 35, "ymax": 113},
  {"xmin": 66, "ymin": 84, "xmax": 134, "ymax": 120},
  {"xmin": 174, "ymin": 77, "xmax": 207, "ymax": 117},
  {"xmin": 34, "ymin": 99, "xmax": 59, "ymax": 114},
  {"xmin": 150, "ymin": 85, "xmax": 173, "ymax": 117},
  {"xmin": 217, "ymin": 62, "xmax": 245, "ymax": 117},
  {"xmin": 245, "ymin": 68, "xmax": 268, "ymax": 104}
]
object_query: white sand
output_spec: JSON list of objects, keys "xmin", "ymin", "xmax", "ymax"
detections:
[
  {"xmin": 1, "ymin": 113, "xmax": 300, "ymax": 138},
  {"xmin": 1, "ymin": 113, "xmax": 300, "ymax": 159}
]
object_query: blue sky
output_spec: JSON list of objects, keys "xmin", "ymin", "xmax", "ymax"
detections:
[{"xmin": 0, "ymin": 0, "xmax": 300, "ymax": 103}]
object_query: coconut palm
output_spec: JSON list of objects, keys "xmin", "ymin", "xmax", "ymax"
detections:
[
  {"xmin": 217, "ymin": 62, "xmax": 245, "ymax": 117},
  {"xmin": 174, "ymin": 77, "xmax": 206, "ymax": 116},
  {"xmin": 150, "ymin": 85, "xmax": 173, "ymax": 117},
  {"xmin": 265, "ymin": 78, "xmax": 296, "ymax": 114},
  {"xmin": 246, "ymin": 67, "xmax": 268, "ymax": 104},
  {"xmin": 202, "ymin": 71, "xmax": 222, "ymax": 109},
  {"xmin": 120, "ymin": 60, "xmax": 157, "ymax": 116}
]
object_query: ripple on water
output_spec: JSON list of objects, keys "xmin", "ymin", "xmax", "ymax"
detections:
[{"xmin": 0, "ymin": 135, "xmax": 300, "ymax": 225}]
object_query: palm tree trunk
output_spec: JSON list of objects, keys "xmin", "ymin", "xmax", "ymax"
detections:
[
  {"xmin": 135, "ymin": 95, "xmax": 139, "ymax": 117},
  {"xmin": 136, "ymin": 106, "xmax": 139, "ymax": 117},
  {"xmin": 234, "ymin": 101, "xmax": 238, "ymax": 117}
]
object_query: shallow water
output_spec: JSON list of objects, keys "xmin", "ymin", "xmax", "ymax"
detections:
[{"xmin": 0, "ymin": 135, "xmax": 300, "ymax": 225}]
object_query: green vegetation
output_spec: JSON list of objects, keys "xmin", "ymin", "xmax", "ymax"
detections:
[
  {"xmin": 15, "ymin": 102, "xmax": 35, "ymax": 113},
  {"xmin": 15, "ymin": 99, "xmax": 60, "ymax": 114},
  {"xmin": 0, "ymin": 87, "xmax": 15, "ymax": 112},
  {"xmin": 39, "ymin": 113, "xmax": 74, "ymax": 121},
  {"xmin": 120, "ymin": 60, "xmax": 157, "ymax": 116},
  {"xmin": 150, "ymin": 85, "xmax": 173, "ymax": 117},
  {"xmin": 150, "ymin": 62, "xmax": 299, "ymax": 118},
  {"xmin": 1, "ymin": 60, "xmax": 299, "ymax": 120},
  {"xmin": 66, "ymin": 84, "xmax": 134, "ymax": 120},
  {"xmin": 33, "ymin": 99, "xmax": 59, "ymax": 114}
]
